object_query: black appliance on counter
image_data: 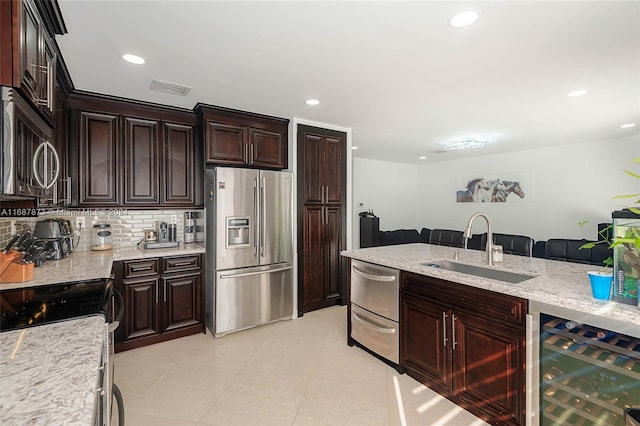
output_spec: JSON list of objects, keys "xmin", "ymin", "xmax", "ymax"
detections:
[
  {"xmin": 33, "ymin": 218, "xmax": 74, "ymax": 259},
  {"xmin": 0, "ymin": 279, "xmax": 125, "ymax": 425}
]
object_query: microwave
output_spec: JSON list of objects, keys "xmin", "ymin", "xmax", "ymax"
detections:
[{"xmin": 1, "ymin": 86, "xmax": 62, "ymax": 203}]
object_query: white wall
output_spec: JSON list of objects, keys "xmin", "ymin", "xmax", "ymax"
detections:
[
  {"xmin": 352, "ymin": 136, "xmax": 639, "ymax": 244},
  {"xmin": 353, "ymin": 158, "xmax": 423, "ymax": 246}
]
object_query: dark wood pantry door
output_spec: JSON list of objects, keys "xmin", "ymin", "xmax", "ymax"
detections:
[{"xmin": 297, "ymin": 125, "xmax": 347, "ymax": 314}]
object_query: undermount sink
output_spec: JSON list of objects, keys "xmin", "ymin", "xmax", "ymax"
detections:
[{"xmin": 422, "ymin": 260, "xmax": 536, "ymax": 284}]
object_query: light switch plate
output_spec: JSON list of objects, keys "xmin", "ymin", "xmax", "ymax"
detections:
[{"xmin": 170, "ymin": 215, "xmax": 177, "ymax": 224}]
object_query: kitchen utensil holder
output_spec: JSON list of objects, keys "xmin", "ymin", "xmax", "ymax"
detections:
[{"xmin": 0, "ymin": 251, "xmax": 34, "ymax": 283}]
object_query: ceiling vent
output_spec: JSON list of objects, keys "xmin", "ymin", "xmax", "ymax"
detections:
[
  {"xmin": 428, "ymin": 149, "xmax": 448, "ymax": 154},
  {"xmin": 149, "ymin": 79, "xmax": 191, "ymax": 96}
]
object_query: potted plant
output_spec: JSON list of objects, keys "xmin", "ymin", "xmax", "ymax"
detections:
[{"xmin": 580, "ymin": 157, "xmax": 640, "ymax": 301}]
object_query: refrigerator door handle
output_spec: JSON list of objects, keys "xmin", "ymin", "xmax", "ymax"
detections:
[
  {"xmin": 254, "ymin": 177, "xmax": 259, "ymax": 258},
  {"xmin": 260, "ymin": 176, "xmax": 266, "ymax": 258},
  {"xmin": 219, "ymin": 265, "xmax": 293, "ymax": 279}
]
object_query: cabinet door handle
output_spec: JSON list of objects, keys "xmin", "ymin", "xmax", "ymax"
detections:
[
  {"xmin": 250, "ymin": 144, "xmax": 254, "ymax": 164},
  {"xmin": 443, "ymin": 312, "xmax": 448, "ymax": 347},
  {"xmin": 452, "ymin": 314, "xmax": 458, "ymax": 350},
  {"xmin": 155, "ymin": 282, "xmax": 159, "ymax": 304},
  {"xmin": 163, "ymin": 282, "xmax": 167, "ymax": 303},
  {"xmin": 244, "ymin": 144, "xmax": 248, "ymax": 162},
  {"xmin": 171, "ymin": 261, "xmax": 192, "ymax": 267},
  {"xmin": 324, "ymin": 186, "xmax": 329, "ymax": 203}
]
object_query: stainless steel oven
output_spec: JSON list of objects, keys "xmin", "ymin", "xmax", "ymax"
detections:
[
  {"xmin": 350, "ymin": 259, "xmax": 400, "ymax": 365},
  {"xmin": 1, "ymin": 86, "xmax": 61, "ymax": 202}
]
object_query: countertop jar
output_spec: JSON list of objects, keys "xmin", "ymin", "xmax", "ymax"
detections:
[{"xmin": 91, "ymin": 222, "xmax": 113, "ymax": 251}]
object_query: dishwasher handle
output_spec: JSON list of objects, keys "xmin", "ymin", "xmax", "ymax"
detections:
[
  {"xmin": 352, "ymin": 266, "xmax": 396, "ymax": 282},
  {"xmin": 352, "ymin": 311, "xmax": 397, "ymax": 334}
]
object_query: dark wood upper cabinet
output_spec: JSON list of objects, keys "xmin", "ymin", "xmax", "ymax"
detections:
[
  {"xmin": 163, "ymin": 122, "xmax": 196, "ymax": 205},
  {"xmin": 197, "ymin": 104, "xmax": 289, "ymax": 170},
  {"xmin": 124, "ymin": 117, "xmax": 160, "ymax": 205},
  {"xmin": 249, "ymin": 128, "xmax": 286, "ymax": 169},
  {"xmin": 68, "ymin": 92, "xmax": 202, "ymax": 208},
  {"xmin": 77, "ymin": 111, "xmax": 120, "ymax": 206},
  {"xmin": 0, "ymin": 0, "xmax": 60, "ymax": 124}
]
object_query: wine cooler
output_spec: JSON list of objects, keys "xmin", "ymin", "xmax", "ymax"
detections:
[{"xmin": 540, "ymin": 313, "xmax": 640, "ymax": 425}]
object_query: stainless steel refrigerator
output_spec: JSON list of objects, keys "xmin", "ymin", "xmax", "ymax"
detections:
[{"xmin": 205, "ymin": 167, "xmax": 293, "ymax": 337}]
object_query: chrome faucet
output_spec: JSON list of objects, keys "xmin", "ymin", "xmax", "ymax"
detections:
[{"xmin": 463, "ymin": 212, "xmax": 494, "ymax": 266}]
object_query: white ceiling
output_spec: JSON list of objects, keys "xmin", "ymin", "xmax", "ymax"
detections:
[{"xmin": 55, "ymin": 1, "xmax": 640, "ymax": 164}]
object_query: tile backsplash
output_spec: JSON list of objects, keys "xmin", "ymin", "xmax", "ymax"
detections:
[{"xmin": 0, "ymin": 208, "xmax": 204, "ymax": 251}]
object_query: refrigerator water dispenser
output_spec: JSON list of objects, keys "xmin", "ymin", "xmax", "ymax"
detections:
[{"xmin": 226, "ymin": 217, "xmax": 250, "ymax": 248}]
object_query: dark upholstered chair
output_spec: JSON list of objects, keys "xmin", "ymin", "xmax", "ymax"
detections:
[
  {"xmin": 532, "ymin": 241, "xmax": 546, "ymax": 259},
  {"xmin": 428, "ymin": 229, "xmax": 465, "ymax": 248},
  {"xmin": 544, "ymin": 238, "xmax": 612, "ymax": 266},
  {"xmin": 379, "ymin": 230, "xmax": 406, "ymax": 246},
  {"xmin": 379, "ymin": 229, "xmax": 422, "ymax": 246},
  {"xmin": 493, "ymin": 233, "xmax": 534, "ymax": 257},
  {"xmin": 420, "ymin": 228, "xmax": 431, "ymax": 244},
  {"xmin": 400, "ymin": 229, "xmax": 422, "ymax": 243},
  {"xmin": 473, "ymin": 232, "xmax": 534, "ymax": 256}
]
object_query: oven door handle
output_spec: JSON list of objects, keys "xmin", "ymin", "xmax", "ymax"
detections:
[
  {"xmin": 352, "ymin": 266, "xmax": 396, "ymax": 282},
  {"xmin": 352, "ymin": 311, "xmax": 396, "ymax": 334},
  {"xmin": 108, "ymin": 289, "xmax": 124, "ymax": 333}
]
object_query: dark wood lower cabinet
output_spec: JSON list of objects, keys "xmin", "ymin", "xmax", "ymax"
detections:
[
  {"xmin": 162, "ymin": 272, "xmax": 201, "ymax": 333},
  {"xmin": 401, "ymin": 272, "xmax": 527, "ymax": 426},
  {"xmin": 122, "ymin": 276, "xmax": 161, "ymax": 341},
  {"xmin": 115, "ymin": 254, "xmax": 204, "ymax": 352}
]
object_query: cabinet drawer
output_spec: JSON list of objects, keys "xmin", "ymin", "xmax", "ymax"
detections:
[
  {"xmin": 401, "ymin": 271, "xmax": 527, "ymax": 329},
  {"xmin": 163, "ymin": 255, "xmax": 201, "ymax": 274},
  {"xmin": 124, "ymin": 259, "xmax": 160, "ymax": 278}
]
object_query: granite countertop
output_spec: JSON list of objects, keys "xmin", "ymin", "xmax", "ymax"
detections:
[
  {"xmin": 342, "ymin": 243, "xmax": 640, "ymax": 337},
  {"xmin": 0, "ymin": 242, "xmax": 206, "ymax": 291},
  {"xmin": 112, "ymin": 242, "xmax": 205, "ymax": 261},
  {"xmin": 0, "ymin": 315, "xmax": 106, "ymax": 426}
]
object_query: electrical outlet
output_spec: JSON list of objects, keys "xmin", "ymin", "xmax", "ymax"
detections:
[
  {"xmin": 170, "ymin": 215, "xmax": 177, "ymax": 224},
  {"xmin": 10, "ymin": 220, "xmax": 15, "ymax": 235},
  {"xmin": 76, "ymin": 217, "xmax": 86, "ymax": 232}
]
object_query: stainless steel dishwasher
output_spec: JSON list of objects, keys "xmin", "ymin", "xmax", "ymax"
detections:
[{"xmin": 350, "ymin": 259, "xmax": 400, "ymax": 365}]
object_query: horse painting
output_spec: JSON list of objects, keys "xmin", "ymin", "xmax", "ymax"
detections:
[
  {"xmin": 456, "ymin": 178, "xmax": 490, "ymax": 202},
  {"xmin": 458, "ymin": 178, "xmax": 526, "ymax": 203}
]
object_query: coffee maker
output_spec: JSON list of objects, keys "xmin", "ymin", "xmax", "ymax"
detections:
[{"xmin": 157, "ymin": 222, "xmax": 169, "ymax": 242}]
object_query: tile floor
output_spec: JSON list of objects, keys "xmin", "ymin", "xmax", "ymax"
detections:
[{"xmin": 113, "ymin": 306, "xmax": 489, "ymax": 426}]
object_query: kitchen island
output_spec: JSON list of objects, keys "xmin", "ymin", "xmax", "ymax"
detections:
[
  {"xmin": 342, "ymin": 243, "xmax": 640, "ymax": 337},
  {"xmin": 342, "ymin": 243, "xmax": 640, "ymax": 426}
]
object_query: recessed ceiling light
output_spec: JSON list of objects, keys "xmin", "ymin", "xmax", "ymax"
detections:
[
  {"xmin": 449, "ymin": 10, "xmax": 479, "ymax": 28},
  {"xmin": 620, "ymin": 123, "xmax": 636, "ymax": 129},
  {"xmin": 352, "ymin": 146, "xmax": 359, "ymax": 150},
  {"xmin": 568, "ymin": 90, "xmax": 587, "ymax": 97},
  {"xmin": 419, "ymin": 156, "xmax": 426, "ymax": 160},
  {"xmin": 305, "ymin": 99, "xmax": 320, "ymax": 106},
  {"xmin": 121, "ymin": 54, "xmax": 145, "ymax": 65}
]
